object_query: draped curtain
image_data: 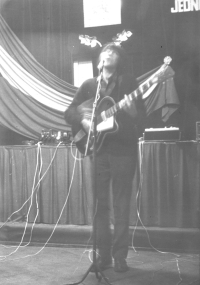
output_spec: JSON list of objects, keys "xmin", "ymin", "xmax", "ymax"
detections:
[
  {"xmin": 0, "ymin": 0, "xmax": 74, "ymax": 83},
  {"xmin": 0, "ymin": 0, "xmax": 181, "ymax": 141},
  {"xmin": 0, "ymin": 13, "xmax": 77, "ymax": 140}
]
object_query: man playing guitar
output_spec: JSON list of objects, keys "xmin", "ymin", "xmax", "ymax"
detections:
[{"xmin": 64, "ymin": 42, "xmax": 144, "ymax": 273}]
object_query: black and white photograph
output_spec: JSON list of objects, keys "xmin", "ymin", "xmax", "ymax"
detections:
[{"xmin": 0, "ymin": 0, "xmax": 199, "ymax": 284}]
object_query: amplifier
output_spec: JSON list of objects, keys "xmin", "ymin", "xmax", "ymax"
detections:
[{"xmin": 143, "ymin": 127, "xmax": 180, "ymax": 141}]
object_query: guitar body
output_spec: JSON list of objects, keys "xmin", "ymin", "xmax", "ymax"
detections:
[
  {"xmin": 72, "ymin": 96, "xmax": 118, "ymax": 155},
  {"xmin": 71, "ymin": 56, "xmax": 174, "ymax": 155}
]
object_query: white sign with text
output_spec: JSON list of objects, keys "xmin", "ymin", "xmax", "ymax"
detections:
[{"xmin": 171, "ymin": 0, "xmax": 200, "ymax": 13}]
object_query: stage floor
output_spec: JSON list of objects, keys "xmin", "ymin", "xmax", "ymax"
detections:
[{"xmin": 0, "ymin": 246, "xmax": 199, "ymax": 285}]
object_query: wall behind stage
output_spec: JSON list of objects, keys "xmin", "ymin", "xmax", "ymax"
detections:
[{"xmin": 0, "ymin": 0, "xmax": 200, "ymax": 143}]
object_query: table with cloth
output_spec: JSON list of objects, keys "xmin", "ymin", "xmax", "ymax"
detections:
[{"xmin": 0, "ymin": 142, "xmax": 199, "ymax": 229}]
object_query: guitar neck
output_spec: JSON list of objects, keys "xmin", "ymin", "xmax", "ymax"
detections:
[
  {"xmin": 104, "ymin": 77, "xmax": 155, "ymax": 119},
  {"xmin": 98, "ymin": 56, "xmax": 172, "ymax": 121}
]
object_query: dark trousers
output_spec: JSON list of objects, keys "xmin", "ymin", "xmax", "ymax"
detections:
[{"xmin": 93, "ymin": 150, "xmax": 137, "ymax": 260}]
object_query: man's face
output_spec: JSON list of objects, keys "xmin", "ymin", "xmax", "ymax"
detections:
[{"xmin": 101, "ymin": 49, "xmax": 120, "ymax": 69}]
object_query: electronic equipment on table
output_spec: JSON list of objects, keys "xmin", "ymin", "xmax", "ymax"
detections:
[
  {"xmin": 143, "ymin": 127, "xmax": 180, "ymax": 141},
  {"xmin": 40, "ymin": 129, "xmax": 73, "ymax": 145}
]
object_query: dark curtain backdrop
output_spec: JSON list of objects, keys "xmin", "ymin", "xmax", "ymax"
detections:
[
  {"xmin": 0, "ymin": 0, "xmax": 74, "ymax": 83},
  {"xmin": 0, "ymin": 13, "xmax": 179, "ymax": 143},
  {"xmin": 0, "ymin": 0, "xmax": 200, "ymax": 141},
  {"xmin": 1, "ymin": 0, "xmax": 199, "ymax": 84}
]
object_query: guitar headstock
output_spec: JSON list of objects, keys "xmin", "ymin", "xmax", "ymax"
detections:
[
  {"xmin": 154, "ymin": 56, "xmax": 174, "ymax": 83},
  {"xmin": 164, "ymin": 56, "xmax": 172, "ymax": 66},
  {"xmin": 140, "ymin": 57, "xmax": 175, "ymax": 99}
]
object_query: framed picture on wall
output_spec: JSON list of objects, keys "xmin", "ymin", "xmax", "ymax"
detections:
[{"xmin": 83, "ymin": 0, "xmax": 121, "ymax": 28}]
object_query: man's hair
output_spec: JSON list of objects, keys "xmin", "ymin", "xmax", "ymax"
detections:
[{"xmin": 97, "ymin": 42, "xmax": 127, "ymax": 75}]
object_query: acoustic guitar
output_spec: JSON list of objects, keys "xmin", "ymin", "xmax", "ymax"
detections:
[{"xmin": 72, "ymin": 56, "xmax": 174, "ymax": 156}]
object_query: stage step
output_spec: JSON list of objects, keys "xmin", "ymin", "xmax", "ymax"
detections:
[{"xmin": 0, "ymin": 223, "xmax": 199, "ymax": 253}]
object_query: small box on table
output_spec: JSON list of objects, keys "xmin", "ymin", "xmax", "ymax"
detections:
[{"xmin": 143, "ymin": 127, "xmax": 180, "ymax": 141}]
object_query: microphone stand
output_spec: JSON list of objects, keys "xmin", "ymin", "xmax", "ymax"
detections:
[{"xmin": 64, "ymin": 70, "xmax": 111, "ymax": 285}]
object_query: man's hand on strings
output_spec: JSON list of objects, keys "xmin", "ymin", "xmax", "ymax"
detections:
[{"xmin": 122, "ymin": 94, "xmax": 132, "ymax": 111}]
